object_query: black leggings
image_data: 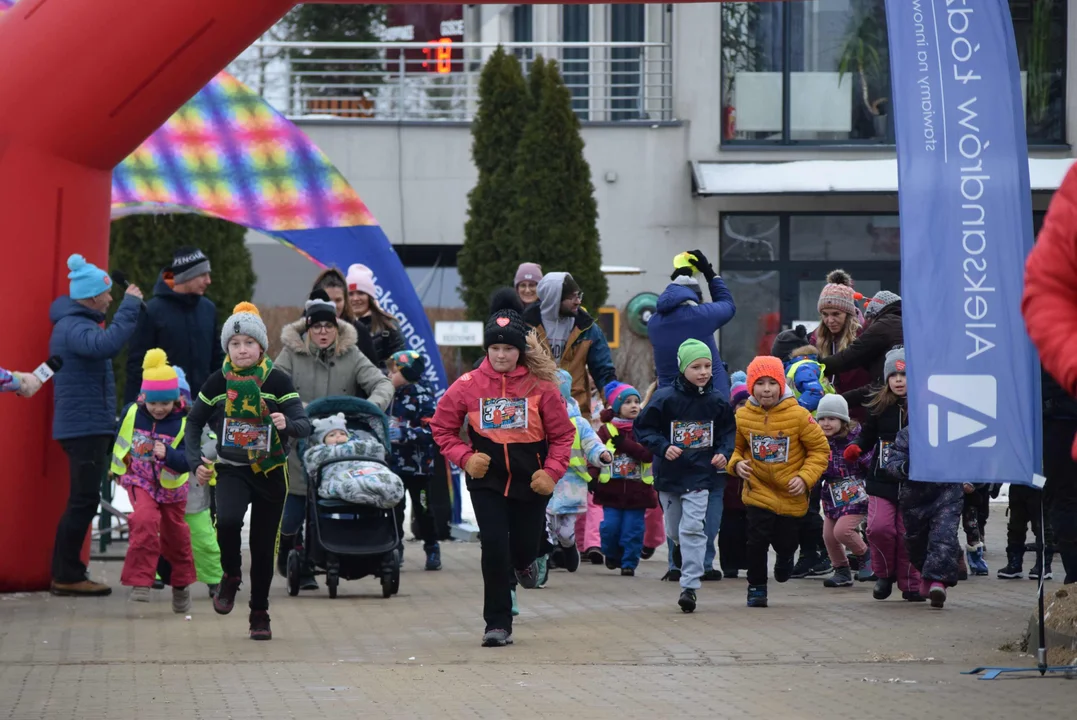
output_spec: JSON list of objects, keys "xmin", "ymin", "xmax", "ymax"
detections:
[
  {"xmin": 215, "ymin": 464, "xmax": 287, "ymax": 612},
  {"xmin": 470, "ymin": 489, "xmax": 549, "ymax": 633},
  {"xmin": 395, "ymin": 473, "xmax": 438, "ymax": 546},
  {"xmin": 746, "ymin": 507, "xmax": 800, "ymax": 587},
  {"xmin": 796, "ymin": 484, "xmax": 824, "ymax": 561}
]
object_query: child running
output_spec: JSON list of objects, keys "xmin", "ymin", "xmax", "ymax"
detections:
[
  {"xmin": 728, "ymin": 356, "xmax": 830, "ymax": 608},
  {"xmin": 186, "ymin": 302, "xmax": 311, "ymax": 640},
  {"xmin": 595, "ymin": 380, "xmax": 654, "ymax": 576},
  {"xmin": 635, "ymin": 339, "xmax": 734, "ymax": 613},
  {"xmin": 113, "ymin": 349, "xmax": 197, "ymax": 612},
  {"xmin": 814, "ymin": 394, "xmax": 872, "ymax": 588},
  {"xmin": 843, "ymin": 347, "xmax": 924, "ymax": 602}
]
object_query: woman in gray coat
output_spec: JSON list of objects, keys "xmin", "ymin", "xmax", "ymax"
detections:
[{"xmin": 274, "ymin": 290, "xmax": 394, "ymax": 589}]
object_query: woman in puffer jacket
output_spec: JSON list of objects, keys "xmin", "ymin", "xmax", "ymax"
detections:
[{"xmin": 431, "ymin": 309, "xmax": 575, "ymax": 648}]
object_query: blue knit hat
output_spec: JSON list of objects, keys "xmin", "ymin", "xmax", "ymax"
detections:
[
  {"xmin": 67, "ymin": 254, "xmax": 111, "ymax": 300},
  {"xmin": 556, "ymin": 369, "xmax": 572, "ymax": 401},
  {"xmin": 174, "ymin": 366, "xmax": 191, "ymax": 404},
  {"xmin": 604, "ymin": 380, "xmax": 641, "ymax": 415}
]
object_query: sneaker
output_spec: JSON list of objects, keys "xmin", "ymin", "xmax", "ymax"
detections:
[
  {"xmin": 213, "ymin": 574, "xmax": 241, "ymax": 615},
  {"xmin": 1043, "ymin": 560, "xmax": 1054, "ymax": 581},
  {"xmin": 808, "ymin": 557, "xmax": 833, "ymax": 576},
  {"xmin": 790, "ymin": 555, "xmax": 815, "ymax": 579},
  {"xmin": 928, "ymin": 582, "xmax": 947, "ymax": 608},
  {"xmin": 171, "ymin": 586, "xmax": 191, "ymax": 614},
  {"xmin": 561, "ymin": 543, "xmax": 581, "ymax": 573},
  {"xmin": 823, "ymin": 566, "xmax": 853, "ymax": 588},
  {"xmin": 773, "ymin": 555, "xmax": 795, "ymax": 583},
  {"xmin": 997, "ymin": 552, "xmax": 1024, "ymax": 579},
  {"xmin": 702, "ymin": 568, "xmax": 723, "ymax": 581},
  {"xmin": 152, "ymin": 578, "xmax": 165, "ymax": 590},
  {"xmin": 873, "ymin": 577, "xmax": 894, "ymax": 600},
  {"xmin": 482, "ymin": 628, "xmax": 513, "ymax": 647},
  {"xmin": 424, "ymin": 543, "xmax": 442, "ymax": 571},
  {"xmin": 678, "ymin": 588, "xmax": 697, "ymax": 613},
  {"xmin": 641, "ymin": 546, "xmax": 656, "ymax": 560},
  {"xmin": 515, "ymin": 561, "xmax": 540, "ymax": 589},
  {"xmin": 660, "ymin": 569, "xmax": 681, "ymax": 582},
  {"xmin": 300, "ymin": 559, "xmax": 319, "ymax": 591},
  {"xmin": 1029, "ymin": 557, "xmax": 1054, "ymax": 580},
  {"xmin": 535, "ymin": 555, "xmax": 549, "ymax": 588},
  {"xmin": 51, "ymin": 578, "xmax": 113, "ymax": 597},
  {"xmin": 248, "ymin": 610, "xmax": 272, "ymax": 640},
  {"xmin": 621, "ymin": 567, "xmax": 635, "ymax": 577},
  {"xmin": 207, "ymin": 583, "xmax": 219, "ymax": 599},
  {"xmin": 747, "ymin": 584, "xmax": 768, "ymax": 608},
  {"xmin": 585, "ymin": 547, "xmax": 604, "ymax": 565},
  {"xmin": 967, "ymin": 544, "xmax": 989, "ymax": 576},
  {"xmin": 605, "ymin": 554, "xmax": 621, "ymax": 571},
  {"xmin": 855, "ymin": 549, "xmax": 875, "ymax": 582},
  {"xmin": 510, "ymin": 590, "xmax": 519, "ymax": 617},
  {"xmin": 129, "ymin": 586, "xmax": 151, "ymax": 603},
  {"xmin": 902, "ymin": 590, "xmax": 927, "ymax": 602}
]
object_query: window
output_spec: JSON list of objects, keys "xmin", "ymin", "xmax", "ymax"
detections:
[
  {"xmin": 562, "ymin": 5, "xmax": 590, "ymax": 118},
  {"xmin": 512, "ymin": 6, "xmax": 534, "ymax": 62},
  {"xmin": 610, "ymin": 5, "xmax": 645, "ymax": 121},
  {"xmin": 721, "ymin": 0, "xmax": 1066, "ymax": 146}
]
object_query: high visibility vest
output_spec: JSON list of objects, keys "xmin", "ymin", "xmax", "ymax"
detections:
[
  {"xmin": 111, "ymin": 405, "xmax": 189, "ymax": 489},
  {"xmin": 598, "ymin": 423, "xmax": 653, "ymax": 485},
  {"xmin": 568, "ymin": 425, "xmax": 588, "ymax": 473},
  {"xmin": 786, "ymin": 359, "xmax": 836, "ymax": 400}
]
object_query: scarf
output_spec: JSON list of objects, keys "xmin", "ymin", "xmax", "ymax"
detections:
[{"xmin": 223, "ymin": 355, "xmax": 287, "ymax": 474}]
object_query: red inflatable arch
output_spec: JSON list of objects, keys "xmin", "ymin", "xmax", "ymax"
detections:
[{"xmin": 0, "ymin": 0, "xmax": 715, "ymax": 590}]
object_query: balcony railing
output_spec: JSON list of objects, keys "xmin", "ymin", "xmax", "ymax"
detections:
[{"xmin": 228, "ymin": 41, "xmax": 674, "ymax": 123}]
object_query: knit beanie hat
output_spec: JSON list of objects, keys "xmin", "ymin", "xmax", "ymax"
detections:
[
  {"xmin": 221, "ymin": 302, "xmax": 269, "ymax": 354},
  {"xmin": 67, "ymin": 254, "xmax": 112, "ymax": 300},
  {"xmin": 171, "ymin": 247, "xmax": 211, "ymax": 284},
  {"xmin": 141, "ymin": 349, "xmax": 180, "ymax": 402},
  {"xmin": 488, "ymin": 286, "xmax": 525, "ymax": 317},
  {"xmin": 730, "ymin": 383, "xmax": 750, "ymax": 408},
  {"xmin": 884, "ymin": 346, "xmax": 906, "ymax": 380},
  {"xmin": 672, "ymin": 274, "xmax": 703, "ymax": 301},
  {"xmin": 677, "ymin": 338, "xmax": 712, "ymax": 373},
  {"xmin": 730, "ymin": 370, "xmax": 747, "ymax": 389},
  {"xmin": 865, "ymin": 290, "xmax": 901, "ymax": 319},
  {"xmin": 560, "ymin": 273, "xmax": 581, "ymax": 301},
  {"xmin": 771, "ymin": 325, "xmax": 809, "ymax": 363},
  {"xmin": 484, "ymin": 309, "xmax": 529, "ymax": 354},
  {"xmin": 817, "ymin": 269, "xmax": 857, "ymax": 316},
  {"xmin": 345, "ymin": 263, "xmax": 377, "ymax": 298},
  {"xmin": 392, "ymin": 350, "xmax": 427, "ymax": 383},
  {"xmin": 304, "ymin": 289, "xmax": 337, "ymax": 328},
  {"xmin": 174, "ymin": 366, "xmax": 192, "ymax": 405},
  {"xmin": 312, "ymin": 412, "xmax": 349, "ymax": 444},
  {"xmin": 816, "ymin": 393, "xmax": 851, "ymax": 423},
  {"xmin": 514, "ymin": 262, "xmax": 543, "ymax": 287},
  {"xmin": 746, "ymin": 355, "xmax": 786, "ymax": 395},
  {"xmin": 604, "ymin": 381, "xmax": 641, "ymax": 415},
  {"xmin": 556, "ymin": 369, "xmax": 573, "ymax": 401}
]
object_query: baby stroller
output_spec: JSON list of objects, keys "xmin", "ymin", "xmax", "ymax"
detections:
[{"xmin": 288, "ymin": 396, "xmax": 401, "ymax": 599}]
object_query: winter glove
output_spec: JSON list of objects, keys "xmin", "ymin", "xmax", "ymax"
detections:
[
  {"xmin": 688, "ymin": 249, "xmax": 716, "ymax": 282},
  {"xmin": 610, "ymin": 431, "xmax": 625, "ymax": 448},
  {"xmin": 530, "ymin": 469, "xmax": 556, "ymax": 496},
  {"xmin": 843, "ymin": 444, "xmax": 862, "ymax": 463},
  {"xmin": 464, "ymin": 453, "xmax": 492, "ymax": 479}
]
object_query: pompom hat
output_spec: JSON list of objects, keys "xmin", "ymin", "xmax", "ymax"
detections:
[
  {"xmin": 604, "ymin": 381, "xmax": 641, "ymax": 415},
  {"xmin": 141, "ymin": 349, "xmax": 180, "ymax": 402},
  {"xmin": 817, "ymin": 269, "xmax": 858, "ymax": 316},
  {"xmin": 67, "ymin": 254, "xmax": 112, "ymax": 300},
  {"xmin": 221, "ymin": 301, "xmax": 269, "ymax": 354}
]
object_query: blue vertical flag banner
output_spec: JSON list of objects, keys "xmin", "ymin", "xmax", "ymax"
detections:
[{"xmin": 884, "ymin": 0, "xmax": 1041, "ymax": 485}]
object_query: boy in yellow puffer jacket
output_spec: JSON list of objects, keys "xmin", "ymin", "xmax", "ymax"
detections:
[{"xmin": 728, "ymin": 355, "xmax": 830, "ymax": 608}]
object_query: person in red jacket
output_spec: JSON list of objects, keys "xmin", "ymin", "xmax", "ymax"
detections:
[
  {"xmin": 1022, "ymin": 168, "xmax": 1077, "ymax": 584},
  {"xmin": 431, "ymin": 309, "xmax": 575, "ymax": 647}
]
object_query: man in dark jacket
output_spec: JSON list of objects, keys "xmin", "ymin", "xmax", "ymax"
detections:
[
  {"xmin": 647, "ymin": 250, "xmax": 736, "ymax": 399},
  {"xmin": 49, "ymin": 254, "xmax": 143, "ymax": 596},
  {"xmin": 821, "ymin": 291, "xmax": 903, "ymax": 408},
  {"xmin": 124, "ymin": 247, "xmax": 222, "ymax": 403}
]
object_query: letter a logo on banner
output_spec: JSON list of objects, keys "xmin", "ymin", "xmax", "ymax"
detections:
[{"xmin": 884, "ymin": 0, "xmax": 1041, "ymax": 485}]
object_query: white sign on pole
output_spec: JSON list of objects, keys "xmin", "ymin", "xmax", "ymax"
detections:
[{"xmin": 435, "ymin": 321, "xmax": 484, "ymax": 347}]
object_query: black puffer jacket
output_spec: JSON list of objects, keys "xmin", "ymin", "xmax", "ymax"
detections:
[
  {"xmin": 358, "ymin": 315, "xmax": 406, "ymax": 369},
  {"xmin": 821, "ymin": 301, "xmax": 903, "ymax": 408},
  {"xmin": 853, "ymin": 400, "xmax": 906, "ymax": 502}
]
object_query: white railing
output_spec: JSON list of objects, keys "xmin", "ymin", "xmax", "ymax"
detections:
[{"xmin": 228, "ymin": 41, "xmax": 674, "ymax": 123}]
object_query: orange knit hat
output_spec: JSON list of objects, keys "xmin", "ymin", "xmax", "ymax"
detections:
[{"xmin": 746, "ymin": 355, "xmax": 786, "ymax": 395}]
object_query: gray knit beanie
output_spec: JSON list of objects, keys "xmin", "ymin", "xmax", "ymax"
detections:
[
  {"xmin": 312, "ymin": 412, "xmax": 349, "ymax": 444},
  {"xmin": 884, "ymin": 346, "xmax": 906, "ymax": 380},
  {"xmin": 865, "ymin": 290, "xmax": 901, "ymax": 319},
  {"xmin": 220, "ymin": 302, "xmax": 269, "ymax": 354},
  {"xmin": 815, "ymin": 394, "xmax": 850, "ymax": 423}
]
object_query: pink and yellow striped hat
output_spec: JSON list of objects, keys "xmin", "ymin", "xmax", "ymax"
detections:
[{"xmin": 141, "ymin": 349, "xmax": 179, "ymax": 403}]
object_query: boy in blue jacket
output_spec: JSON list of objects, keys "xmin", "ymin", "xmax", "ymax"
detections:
[{"xmin": 635, "ymin": 339, "xmax": 735, "ymax": 614}]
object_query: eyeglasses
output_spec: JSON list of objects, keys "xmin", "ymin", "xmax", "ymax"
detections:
[
  {"xmin": 310, "ymin": 323, "xmax": 336, "ymax": 333},
  {"xmin": 569, "ymin": 292, "xmax": 584, "ymax": 301}
]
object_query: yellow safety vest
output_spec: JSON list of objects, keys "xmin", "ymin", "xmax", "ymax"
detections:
[
  {"xmin": 111, "ymin": 405, "xmax": 189, "ymax": 489},
  {"xmin": 598, "ymin": 423, "xmax": 653, "ymax": 485},
  {"xmin": 786, "ymin": 359, "xmax": 836, "ymax": 401}
]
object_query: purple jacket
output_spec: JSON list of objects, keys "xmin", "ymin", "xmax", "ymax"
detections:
[{"xmin": 820, "ymin": 426, "xmax": 870, "ymax": 519}]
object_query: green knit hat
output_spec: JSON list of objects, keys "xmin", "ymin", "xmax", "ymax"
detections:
[{"xmin": 677, "ymin": 338, "xmax": 712, "ymax": 373}]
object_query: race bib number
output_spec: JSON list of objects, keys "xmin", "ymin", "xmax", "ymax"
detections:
[
  {"xmin": 671, "ymin": 420, "xmax": 713, "ymax": 450},
  {"xmin": 828, "ymin": 477, "xmax": 868, "ymax": 508},
  {"xmin": 611, "ymin": 453, "xmax": 642, "ymax": 480},
  {"xmin": 131, "ymin": 430, "xmax": 155, "ymax": 459},
  {"xmin": 878, "ymin": 440, "xmax": 893, "ymax": 468},
  {"xmin": 480, "ymin": 398, "xmax": 529, "ymax": 431},
  {"xmin": 221, "ymin": 418, "xmax": 271, "ymax": 452},
  {"xmin": 750, "ymin": 434, "xmax": 790, "ymax": 464}
]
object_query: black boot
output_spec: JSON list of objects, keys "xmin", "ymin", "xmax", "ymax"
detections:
[
  {"xmin": 277, "ymin": 533, "xmax": 295, "ymax": 578},
  {"xmin": 873, "ymin": 577, "xmax": 894, "ymax": 600},
  {"xmin": 997, "ymin": 549, "xmax": 1024, "ymax": 579}
]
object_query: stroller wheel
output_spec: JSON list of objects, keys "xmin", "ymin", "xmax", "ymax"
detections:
[
  {"xmin": 390, "ymin": 565, "xmax": 400, "ymax": 596},
  {"xmin": 326, "ymin": 569, "xmax": 339, "ymax": 599},
  {"xmin": 286, "ymin": 550, "xmax": 301, "ymax": 597},
  {"xmin": 381, "ymin": 573, "xmax": 392, "ymax": 599}
]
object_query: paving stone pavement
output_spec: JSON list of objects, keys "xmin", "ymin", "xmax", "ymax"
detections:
[{"xmin": 0, "ymin": 513, "xmax": 1073, "ymax": 719}]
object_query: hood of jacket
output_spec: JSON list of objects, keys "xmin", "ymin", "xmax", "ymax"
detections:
[
  {"xmin": 656, "ymin": 282, "xmax": 702, "ymax": 314},
  {"xmin": 50, "ymin": 295, "xmax": 104, "ymax": 325},
  {"xmin": 673, "ymin": 373, "xmax": 715, "ymax": 397},
  {"xmin": 280, "ymin": 317, "xmax": 358, "ymax": 357},
  {"xmin": 537, "ymin": 272, "xmax": 568, "ymax": 324},
  {"xmin": 152, "ymin": 272, "xmax": 203, "ymax": 309}
]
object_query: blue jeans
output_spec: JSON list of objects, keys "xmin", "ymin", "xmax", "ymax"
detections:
[
  {"xmin": 281, "ymin": 494, "xmax": 306, "ymax": 537},
  {"xmin": 703, "ymin": 482, "xmax": 727, "ymax": 570},
  {"xmin": 600, "ymin": 508, "xmax": 647, "ymax": 570}
]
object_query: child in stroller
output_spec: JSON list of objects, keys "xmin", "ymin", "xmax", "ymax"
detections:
[{"xmin": 288, "ymin": 397, "xmax": 404, "ymax": 598}]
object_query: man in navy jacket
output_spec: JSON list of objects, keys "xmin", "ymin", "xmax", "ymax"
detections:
[{"xmin": 124, "ymin": 247, "xmax": 222, "ymax": 403}]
